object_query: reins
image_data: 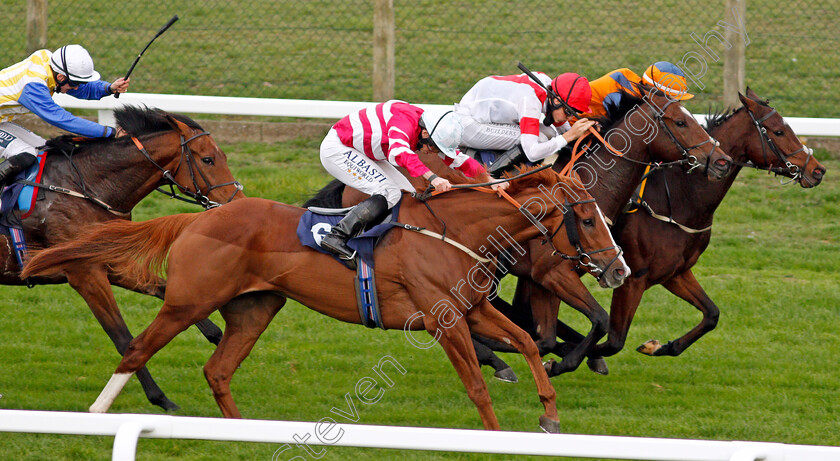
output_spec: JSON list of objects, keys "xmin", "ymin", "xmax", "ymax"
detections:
[
  {"xmin": 17, "ymin": 140, "xmax": 131, "ymax": 217},
  {"xmin": 132, "ymin": 132, "xmax": 243, "ymax": 210},
  {"xmin": 404, "ymin": 167, "xmax": 620, "ymax": 278}
]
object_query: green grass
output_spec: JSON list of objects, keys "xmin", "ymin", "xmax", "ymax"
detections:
[{"xmin": 0, "ymin": 139, "xmax": 837, "ymax": 460}]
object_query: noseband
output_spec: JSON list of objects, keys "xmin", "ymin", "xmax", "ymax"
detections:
[
  {"xmin": 132, "ymin": 131, "xmax": 243, "ymax": 209},
  {"xmin": 540, "ymin": 198, "xmax": 623, "ymax": 280}
]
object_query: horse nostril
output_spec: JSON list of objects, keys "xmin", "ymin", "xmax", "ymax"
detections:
[
  {"xmin": 615, "ymin": 268, "xmax": 626, "ymax": 278},
  {"xmin": 715, "ymin": 158, "xmax": 730, "ymax": 168},
  {"xmin": 813, "ymin": 168, "xmax": 825, "ymax": 179}
]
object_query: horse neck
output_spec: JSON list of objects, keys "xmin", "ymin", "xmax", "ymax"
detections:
[
  {"xmin": 60, "ymin": 132, "xmax": 181, "ymax": 211},
  {"xmin": 572, "ymin": 120, "xmax": 653, "ymax": 221},
  {"xmin": 403, "ymin": 189, "xmax": 545, "ymax": 254},
  {"xmin": 642, "ymin": 114, "xmax": 750, "ymax": 227}
]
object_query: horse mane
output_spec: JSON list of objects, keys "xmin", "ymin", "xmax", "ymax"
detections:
[
  {"xmin": 501, "ymin": 165, "xmax": 581, "ymax": 196},
  {"xmin": 704, "ymin": 89, "xmax": 771, "ymax": 131},
  {"xmin": 303, "ymin": 179, "xmax": 346, "ymax": 208},
  {"xmin": 42, "ymin": 105, "xmax": 203, "ymax": 155},
  {"xmin": 598, "ymin": 86, "xmax": 649, "ymax": 133},
  {"xmin": 115, "ymin": 105, "xmax": 203, "ymax": 136}
]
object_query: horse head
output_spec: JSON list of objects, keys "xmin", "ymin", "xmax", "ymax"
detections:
[
  {"xmin": 161, "ymin": 114, "xmax": 246, "ymax": 207},
  {"xmin": 734, "ymin": 89, "xmax": 826, "ymax": 188},
  {"xmin": 116, "ymin": 106, "xmax": 245, "ymax": 208},
  {"xmin": 633, "ymin": 84, "xmax": 732, "ymax": 180},
  {"xmin": 507, "ymin": 168, "xmax": 630, "ymax": 288}
]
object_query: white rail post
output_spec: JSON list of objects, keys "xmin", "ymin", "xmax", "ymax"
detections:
[{"xmin": 112, "ymin": 420, "xmax": 155, "ymax": 461}]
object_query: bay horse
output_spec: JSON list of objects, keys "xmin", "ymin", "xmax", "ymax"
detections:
[
  {"xmin": 320, "ymin": 86, "xmax": 733, "ymax": 378},
  {"xmin": 23, "ymin": 169, "xmax": 619, "ymax": 432},
  {"xmin": 3, "ymin": 105, "xmax": 244, "ymax": 410},
  {"xmin": 479, "ymin": 88, "xmax": 826, "ymax": 379}
]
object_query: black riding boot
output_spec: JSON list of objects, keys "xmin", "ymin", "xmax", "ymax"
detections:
[
  {"xmin": 320, "ymin": 194, "xmax": 389, "ymax": 260},
  {"xmin": 0, "ymin": 153, "xmax": 37, "ymax": 188},
  {"xmin": 487, "ymin": 144, "xmax": 526, "ymax": 177}
]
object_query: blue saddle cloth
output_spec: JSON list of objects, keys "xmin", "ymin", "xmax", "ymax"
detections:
[
  {"xmin": 0, "ymin": 154, "xmax": 45, "ymax": 229},
  {"xmin": 296, "ymin": 200, "xmax": 401, "ymax": 269}
]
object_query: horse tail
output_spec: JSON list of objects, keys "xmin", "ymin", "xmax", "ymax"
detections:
[
  {"xmin": 303, "ymin": 179, "xmax": 346, "ymax": 208},
  {"xmin": 22, "ymin": 213, "xmax": 202, "ymax": 286}
]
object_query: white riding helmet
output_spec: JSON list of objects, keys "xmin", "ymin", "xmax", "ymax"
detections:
[
  {"xmin": 49, "ymin": 45, "xmax": 100, "ymax": 83},
  {"xmin": 420, "ymin": 109, "xmax": 463, "ymax": 159}
]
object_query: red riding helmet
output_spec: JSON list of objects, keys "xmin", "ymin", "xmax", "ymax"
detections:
[{"xmin": 551, "ymin": 73, "xmax": 592, "ymax": 114}]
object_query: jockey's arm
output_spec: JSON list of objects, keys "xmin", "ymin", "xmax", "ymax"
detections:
[{"xmin": 18, "ymin": 83, "xmax": 115, "ymax": 138}]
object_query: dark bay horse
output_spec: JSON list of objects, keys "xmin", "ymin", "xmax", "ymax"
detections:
[
  {"xmin": 593, "ymin": 88, "xmax": 825, "ymax": 359},
  {"xmin": 23, "ymin": 169, "xmax": 619, "ymax": 432},
  {"xmin": 482, "ymin": 89, "xmax": 826, "ymax": 379},
  {"xmin": 4, "ymin": 106, "xmax": 244, "ymax": 410},
  {"xmin": 321, "ymin": 86, "xmax": 733, "ymax": 378}
]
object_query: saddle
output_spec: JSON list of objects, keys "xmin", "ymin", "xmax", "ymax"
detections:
[
  {"xmin": 0, "ymin": 151, "xmax": 47, "ymax": 274},
  {"xmin": 295, "ymin": 201, "xmax": 403, "ymax": 329}
]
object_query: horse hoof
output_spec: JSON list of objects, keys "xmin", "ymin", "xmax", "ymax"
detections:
[
  {"xmin": 539, "ymin": 415, "xmax": 561, "ymax": 434},
  {"xmin": 494, "ymin": 367, "xmax": 518, "ymax": 383},
  {"xmin": 543, "ymin": 359, "xmax": 565, "ymax": 378},
  {"xmin": 153, "ymin": 397, "xmax": 181, "ymax": 412},
  {"xmin": 637, "ymin": 339, "xmax": 662, "ymax": 356},
  {"xmin": 586, "ymin": 357, "xmax": 609, "ymax": 375}
]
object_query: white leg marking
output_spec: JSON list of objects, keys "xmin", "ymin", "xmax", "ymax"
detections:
[{"xmin": 89, "ymin": 372, "xmax": 133, "ymax": 413}]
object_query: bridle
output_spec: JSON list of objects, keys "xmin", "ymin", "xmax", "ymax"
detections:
[
  {"xmin": 643, "ymin": 95, "xmax": 721, "ymax": 174},
  {"xmin": 542, "ymin": 197, "xmax": 623, "ymax": 280},
  {"xmin": 743, "ymin": 105, "xmax": 813, "ymax": 183},
  {"xmin": 132, "ymin": 131, "xmax": 243, "ymax": 209},
  {"xmin": 417, "ymin": 166, "xmax": 622, "ymax": 281}
]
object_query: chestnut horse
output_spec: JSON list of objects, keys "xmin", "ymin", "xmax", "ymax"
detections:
[
  {"xmin": 321, "ymin": 86, "xmax": 733, "ymax": 377},
  {"xmin": 3, "ymin": 106, "xmax": 244, "ymax": 410},
  {"xmin": 480, "ymin": 89, "xmax": 826, "ymax": 379},
  {"xmin": 23, "ymin": 169, "xmax": 619, "ymax": 432}
]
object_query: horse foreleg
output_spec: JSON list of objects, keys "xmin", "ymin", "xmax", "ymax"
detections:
[
  {"xmin": 643, "ymin": 269, "xmax": 719, "ymax": 357},
  {"xmin": 205, "ymin": 293, "xmax": 286, "ymax": 418},
  {"xmin": 90, "ymin": 299, "xmax": 218, "ymax": 413},
  {"xmin": 467, "ymin": 300, "xmax": 560, "ymax": 433},
  {"xmin": 591, "ymin": 277, "xmax": 646, "ymax": 358},
  {"xmin": 470, "ymin": 335, "xmax": 518, "ymax": 383},
  {"xmin": 540, "ymin": 280, "xmax": 608, "ymax": 377},
  {"xmin": 65, "ymin": 267, "xmax": 179, "ymax": 412}
]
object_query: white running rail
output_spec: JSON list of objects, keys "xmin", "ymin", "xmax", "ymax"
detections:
[
  {"xmin": 53, "ymin": 93, "xmax": 840, "ymax": 137},
  {"xmin": 1, "ymin": 410, "xmax": 839, "ymax": 461}
]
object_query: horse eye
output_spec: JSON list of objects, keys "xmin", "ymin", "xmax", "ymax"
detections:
[
  {"xmin": 774, "ymin": 130, "xmax": 784, "ymax": 136},
  {"xmin": 583, "ymin": 218, "xmax": 595, "ymax": 227},
  {"xmin": 675, "ymin": 120, "xmax": 687, "ymax": 127},
  {"xmin": 201, "ymin": 157, "xmax": 215, "ymax": 165}
]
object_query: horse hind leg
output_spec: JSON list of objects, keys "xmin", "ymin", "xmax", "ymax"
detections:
[
  {"xmin": 467, "ymin": 300, "xmax": 560, "ymax": 433},
  {"xmin": 66, "ymin": 268, "xmax": 179, "ymax": 412},
  {"xmin": 422, "ymin": 314, "xmax": 501, "ymax": 430},
  {"xmin": 204, "ymin": 292, "xmax": 286, "ymax": 418},
  {"xmin": 90, "ymin": 299, "xmax": 220, "ymax": 413}
]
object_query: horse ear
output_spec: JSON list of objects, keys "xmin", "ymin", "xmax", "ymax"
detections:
[
  {"xmin": 737, "ymin": 91, "xmax": 750, "ymax": 106},
  {"xmin": 745, "ymin": 87, "xmax": 761, "ymax": 100},
  {"xmin": 165, "ymin": 114, "xmax": 190, "ymax": 135}
]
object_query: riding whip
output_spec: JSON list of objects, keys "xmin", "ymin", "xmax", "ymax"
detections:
[{"xmin": 115, "ymin": 15, "xmax": 179, "ymax": 99}]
